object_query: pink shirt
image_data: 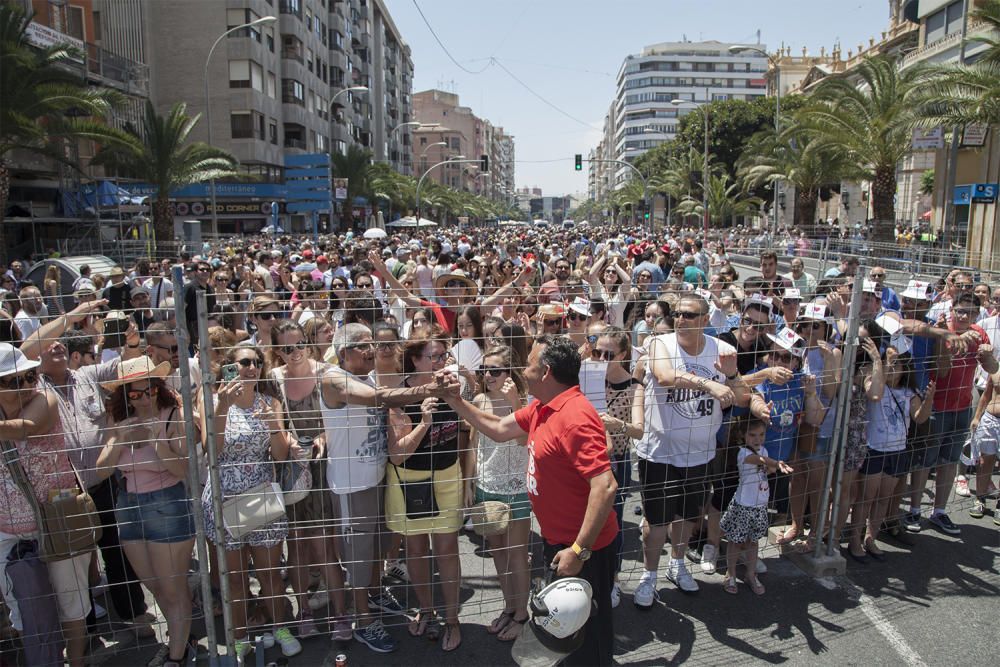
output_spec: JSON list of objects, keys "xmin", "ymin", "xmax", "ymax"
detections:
[
  {"xmin": 0, "ymin": 416, "xmax": 77, "ymax": 535},
  {"xmin": 116, "ymin": 409, "xmax": 182, "ymax": 494}
]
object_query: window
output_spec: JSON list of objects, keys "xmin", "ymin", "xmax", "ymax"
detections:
[
  {"xmin": 280, "ymin": 0, "xmax": 302, "ymax": 18},
  {"xmin": 282, "ymin": 79, "xmax": 305, "ymax": 105},
  {"xmin": 450, "ymin": 137, "xmax": 460, "ymax": 150},
  {"xmin": 267, "ymin": 72, "xmax": 276, "ymax": 99},
  {"xmin": 307, "ymin": 47, "xmax": 314, "ymax": 72},
  {"xmin": 227, "ymin": 8, "xmax": 262, "ymax": 42},
  {"xmin": 419, "ymin": 137, "xmax": 427, "ymax": 146},
  {"xmin": 229, "ymin": 60, "xmax": 263, "ymax": 90},
  {"xmin": 231, "ymin": 112, "xmax": 253, "ymax": 139},
  {"xmin": 266, "ymin": 26, "xmax": 275, "ymax": 52},
  {"xmin": 66, "ymin": 5, "xmax": 86, "ymax": 40},
  {"xmin": 269, "ymin": 120, "xmax": 278, "ymax": 145},
  {"xmin": 282, "ymin": 35, "xmax": 303, "ymax": 62}
]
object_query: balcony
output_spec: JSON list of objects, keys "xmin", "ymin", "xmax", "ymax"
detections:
[{"xmin": 284, "ymin": 137, "xmax": 306, "ymax": 150}]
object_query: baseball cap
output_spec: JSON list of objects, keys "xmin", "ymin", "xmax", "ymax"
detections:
[
  {"xmin": 766, "ymin": 327, "xmax": 806, "ymax": 357},
  {"xmin": 567, "ymin": 297, "xmax": 591, "ymax": 317},
  {"xmin": 743, "ymin": 293, "xmax": 774, "ymax": 315},
  {"xmin": 862, "ymin": 280, "xmax": 882, "ymax": 295},
  {"xmin": 900, "ymin": 279, "xmax": 933, "ymax": 301},
  {"xmin": 782, "ymin": 288, "xmax": 802, "ymax": 301},
  {"xmin": 316, "ymin": 255, "xmax": 329, "ymax": 264},
  {"xmin": 302, "ymin": 249, "xmax": 314, "ymax": 259}
]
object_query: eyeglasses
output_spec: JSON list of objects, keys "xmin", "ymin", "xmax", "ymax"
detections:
[
  {"xmin": 125, "ymin": 385, "xmax": 152, "ymax": 400},
  {"xmin": 741, "ymin": 316, "xmax": 769, "ymax": 329},
  {"xmin": 953, "ymin": 307, "xmax": 978, "ymax": 318},
  {"xmin": 0, "ymin": 370, "xmax": 37, "ymax": 389},
  {"xmin": 675, "ymin": 311, "xmax": 704, "ymax": 320},
  {"xmin": 483, "ymin": 366, "xmax": 507, "ymax": 377},
  {"xmin": 237, "ymin": 357, "xmax": 263, "ymax": 368},
  {"xmin": 954, "ymin": 283, "xmax": 974, "ymax": 290},
  {"xmin": 593, "ymin": 349, "xmax": 618, "ymax": 361},
  {"xmin": 151, "ymin": 343, "xmax": 179, "ymax": 354},
  {"xmin": 256, "ymin": 310, "xmax": 280, "ymax": 321},
  {"xmin": 280, "ymin": 341, "xmax": 307, "ymax": 355},
  {"xmin": 375, "ymin": 341, "xmax": 398, "ymax": 351},
  {"xmin": 567, "ymin": 311, "xmax": 588, "ymax": 322},
  {"xmin": 422, "ymin": 352, "xmax": 448, "ymax": 363}
]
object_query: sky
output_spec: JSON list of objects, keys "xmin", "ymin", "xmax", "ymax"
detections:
[{"xmin": 388, "ymin": 0, "xmax": 892, "ymax": 196}]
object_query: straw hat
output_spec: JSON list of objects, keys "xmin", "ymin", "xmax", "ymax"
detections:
[
  {"xmin": 434, "ymin": 270, "xmax": 477, "ymax": 294},
  {"xmin": 101, "ymin": 356, "xmax": 171, "ymax": 390}
]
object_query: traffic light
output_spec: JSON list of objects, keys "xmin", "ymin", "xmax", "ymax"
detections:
[
  {"xmin": 574, "ymin": 154, "xmax": 582, "ymax": 171},
  {"xmin": 480, "ymin": 154, "xmax": 489, "ymax": 172},
  {"xmin": 644, "ymin": 211, "xmax": 650, "ymax": 220}
]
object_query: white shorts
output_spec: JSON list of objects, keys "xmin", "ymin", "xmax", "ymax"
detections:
[
  {"xmin": 0, "ymin": 537, "xmax": 92, "ymax": 628},
  {"xmin": 974, "ymin": 411, "xmax": 1000, "ymax": 457}
]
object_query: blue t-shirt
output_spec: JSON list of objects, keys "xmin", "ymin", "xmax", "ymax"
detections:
[
  {"xmin": 911, "ymin": 334, "xmax": 934, "ymax": 391},
  {"xmin": 756, "ymin": 372, "xmax": 805, "ymax": 462},
  {"xmin": 881, "ymin": 286, "xmax": 901, "ymax": 313}
]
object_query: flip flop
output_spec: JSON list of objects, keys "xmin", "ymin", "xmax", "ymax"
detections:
[
  {"xmin": 748, "ymin": 577, "xmax": 766, "ymax": 596},
  {"xmin": 497, "ymin": 615, "xmax": 528, "ymax": 642},
  {"xmin": 488, "ymin": 610, "xmax": 515, "ymax": 635},
  {"xmin": 723, "ymin": 577, "xmax": 738, "ymax": 595},
  {"xmin": 775, "ymin": 527, "xmax": 801, "ymax": 545},
  {"xmin": 441, "ymin": 622, "xmax": 461, "ymax": 652},
  {"xmin": 408, "ymin": 611, "xmax": 438, "ymax": 638}
]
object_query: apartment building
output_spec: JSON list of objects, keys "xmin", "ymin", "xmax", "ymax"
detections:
[
  {"xmin": 412, "ymin": 89, "xmax": 516, "ymax": 206},
  {"xmin": 610, "ymin": 40, "xmax": 768, "ymax": 186}
]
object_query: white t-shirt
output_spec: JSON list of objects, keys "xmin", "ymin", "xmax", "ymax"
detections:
[
  {"xmin": 975, "ymin": 314, "xmax": 1000, "ymax": 390},
  {"xmin": 867, "ymin": 386, "xmax": 914, "ymax": 453},
  {"xmin": 322, "ymin": 367, "xmax": 387, "ymax": 494},
  {"xmin": 13, "ymin": 310, "xmax": 41, "ymax": 338},
  {"xmin": 635, "ymin": 333, "xmax": 734, "ymax": 467},
  {"xmin": 142, "ymin": 277, "xmax": 174, "ymax": 308},
  {"xmin": 735, "ymin": 445, "xmax": 770, "ymax": 508}
]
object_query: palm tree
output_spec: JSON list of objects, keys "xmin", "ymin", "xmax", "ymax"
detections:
[
  {"xmin": 0, "ymin": 4, "xmax": 128, "ymax": 259},
  {"xmin": 329, "ymin": 145, "xmax": 373, "ymax": 228},
  {"xmin": 91, "ymin": 101, "xmax": 238, "ymax": 244},
  {"xmin": 738, "ymin": 118, "xmax": 847, "ymax": 233},
  {"xmin": 914, "ymin": 0, "xmax": 1000, "ymax": 129},
  {"xmin": 800, "ymin": 55, "xmax": 930, "ymax": 242},
  {"xmin": 675, "ymin": 171, "xmax": 762, "ymax": 228}
]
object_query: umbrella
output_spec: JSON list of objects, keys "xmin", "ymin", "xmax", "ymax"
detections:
[
  {"xmin": 387, "ymin": 216, "xmax": 438, "ymax": 228},
  {"xmin": 363, "ymin": 227, "xmax": 387, "ymax": 239}
]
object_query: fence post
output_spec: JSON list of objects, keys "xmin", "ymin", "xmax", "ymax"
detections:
[
  {"xmin": 818, "ymin": 238, "xmax": 829, "ymax": 279},
  {"xmin": 194, "ymin": 290, "xmax": 238, "ymax": 664},
  {"xmin": 818, "ymin": 271, "xmax": 866, "ymax": 558},
  {"xmin": 171, "ymin": 267, "xmax": 226, "ymax": 665}
]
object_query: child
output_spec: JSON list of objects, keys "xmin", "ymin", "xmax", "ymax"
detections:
[{"xmin": 721, "ymin": 418, "xmax": 792, "ymax": 595}]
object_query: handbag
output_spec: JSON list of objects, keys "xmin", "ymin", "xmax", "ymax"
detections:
[
  {"xmin": 468, "ymin": 500, "xmax": 511, "ymax": 537},
  {"xmin": 0, "ymin": 439, "xmax": 102, "ymax": 563},
  {"xmin": 221, "ymin": 480, "xmax": 286, "ymax": 540},
  {"xmin": 393, "ymin": 465, "xmax": 439, "ymax": 519},
  {"xmin": 274, "ymin": 370, "xmax": 315, "ymax": 505}
]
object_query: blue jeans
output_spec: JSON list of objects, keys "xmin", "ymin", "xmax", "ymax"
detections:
[
  {"xmin": 610, "ymin": 451, "xmax": 632, "ymax": 574},
  {"xmin": 115, "ymin": 481, "xmax": 195, "ymax": 543}
]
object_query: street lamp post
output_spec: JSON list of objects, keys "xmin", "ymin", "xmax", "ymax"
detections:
[
  {"xmin": 730, "ymin": 45, "xmax": 781, "ymax": 236},
  {"xmin": 671, "ymin": 91, "xmax": 711, "ymax": 240},
  {"xmin": 387, "ymin": 121, "xmax": 421, "ymax": 170},
  {"xmin": 204, "ymin": 16, "xmax": 277, "ymax": 235},
  {"xmin": 327, "ymin": 86, "xmax": 368, "ymax": 230}
]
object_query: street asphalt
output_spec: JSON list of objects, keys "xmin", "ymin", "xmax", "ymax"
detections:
[{"xmin": 94, "ymin": 483, "xmax": 997, "ymax": 667}]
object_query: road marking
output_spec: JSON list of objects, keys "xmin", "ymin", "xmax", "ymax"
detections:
[{"xmin": 837, "ymin": 576, "xmax": 927, "ymax": 666}]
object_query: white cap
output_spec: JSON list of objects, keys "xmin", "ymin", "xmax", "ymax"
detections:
[
  {"xmin": 900, "ymin": 279, "xmax": 933, "ymax": 301},
  {"xmin": 567, "ymin": 297, "xmax": 591, "ymax": 317},
  {"xmin": 744, "ymin": 293, "xmax": 774, "ymax": 314},
  {"xmin": 875, "ymin": 313, "xmax": 902, "ymax": 336},
  {"xmin": 783, "ymin": 288, "xmax": 802, "ymax": 301},
  {"xmin": 862, "ymin": 280, "xmax": 883, "ymax": 295},
  {"xmin": 766, "ymin": 327, "xmax": 806, "ymax": 358}
]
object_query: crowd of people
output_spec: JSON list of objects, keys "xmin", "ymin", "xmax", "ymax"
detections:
[{"xmin": 0, "ymin": 221, "xmax": 995, "ymax": 667}]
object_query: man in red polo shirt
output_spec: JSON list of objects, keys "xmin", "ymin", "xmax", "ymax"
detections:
[{"xmin": 444, "ymin": 335, "xmax": 618, "ymax": 666}]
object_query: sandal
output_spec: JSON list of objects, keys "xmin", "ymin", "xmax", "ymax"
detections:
[
  {"xmin": 408, "ymin": 610, "xmax": 439, "ymax": 638},
  {"xmin": 497, "ymin": 614, "xmax": 528, "ymax": 642},
  {"xmin": 723, "ymin": 576, "xmax": 738, "ymax": 595},
  {"xmin": 775, "ymin": 526, "xmax": 801, "ymax": 545},
  {"xmin": 441, "ymin": 621, "xmax": 461, "ymax": 652},
  {"xmin": 748, "ymin": 577, "xmax": 766, "ymax": 596},
  {"xmin": 488, "ymin": 609, "xmax": 515, "ymax": 635}
]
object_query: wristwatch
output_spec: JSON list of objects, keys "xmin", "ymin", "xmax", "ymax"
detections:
[{"xmin": 571, "ymin": 542, "xmax": 592, "ymax": 561}]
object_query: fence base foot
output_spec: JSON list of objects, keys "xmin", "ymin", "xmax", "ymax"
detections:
[{"xmin": 767, "ymin": 527, "xmax": 847, "ymax": 578}]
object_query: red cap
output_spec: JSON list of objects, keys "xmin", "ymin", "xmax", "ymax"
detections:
[
  {"xmin": 302, "ymin": 249, "xmax": 314, "ymax": 259},
  {"xmin": 660, "ymin": 244, "xmax": 671, "ymax": 254},
  {"xmin": 316, "ymin": 255, "xmax": 328, "ymax": 264},
  {"xmin": 628, "ymin": 246, "xmax": 642, "ymax": 259}
]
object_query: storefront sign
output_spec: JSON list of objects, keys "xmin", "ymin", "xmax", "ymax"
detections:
[{"xmin": 912, "ymin": 127, "xmax": 944, "ymax": 150}]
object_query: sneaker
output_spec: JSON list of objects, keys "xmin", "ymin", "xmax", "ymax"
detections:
[
  {"xmin": 610, "ymin": 582, "xmax": 621, "ymax": 609},
  {"xmin": 902, "ymin": 511, "xmax": 922, "ymax": 533},
  {"xmin": 632, "ymin": 575, "xmax": 659, "ymax": 608},
  {"xmin": 700, "ymin": 544, "xmax": 718, "ymax": 575},
  {"xmin": 463, "ymin": 516, "xmax": 475, "ymax": 531},
  {"xmin": 970, "ymin": 498, "xmax": 986, "ymax": 519},
  {"xmin": 331, "ymin": 616, "xmax": 353, "ymax": 642},
  {"xmin": 296, "ymin": 611, "xmax": 320, "ymax": 639},
  {"xmin": 369, "ymin": 589, "xmax": 406, "ymax": 616},
  {"xmin": 274, "ymin": 628, "xmax": 302, "ymax": 657},
  {"xmin": 955, "ymin": 476, "xmax": 971, "ymax": 497},
  {"xmin": 666, "ymin": 558, "xmax": 699, "ymax": 593},
  {"xmin": 307, "ymin": 587, "xmax": 329, "ymax": 611},
  {"xmin": 384, "ymin": 560, "xmax": 409, "ymax": 584},
  {"xmin": 685, "ymin": 547, "xmax": 702, "ymax": 565},
  {"xmin": 232, "ymin": 639, "xmax": 252, "ymax": 664},
  {"xmin": 353, "ymin": 619, "xmax": 397, "ymax": 653},
  {"xmin": 928, "ymin": 512, "xmax": 961, "ymax": 536},
  {"xmin": 257, "ymin": 633, "xmax": 275, "ymax": 649}
]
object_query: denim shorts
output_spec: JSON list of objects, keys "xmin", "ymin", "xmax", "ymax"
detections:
[
  {"xmin": 920, "ymin": 408, "xmax": 973, "ymax": 468},
  {"xmin": 115, "ymin": 481, "xmax": 196, "ymax": 543}
]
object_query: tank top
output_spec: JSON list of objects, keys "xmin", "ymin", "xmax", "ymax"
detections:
[
  {"xmin": 474, "ymin": 395, "xmax": 527, "ymax": 495},
  {"xmin": 399, "ymin": 378, "xmax": 460, "ymax": 471},
  {"xmin": 321, "ymin": 367, "xmax": 387, "ymax": 494},
  {"xmin": 116, "ymin": 407, "xmax": 182, "ymax": 494},
  {"xmin": 0, "ymin": 416, "xmax": 77, "ymax": 535},
  {"xmin": 605, "ymin": 377, "xmax": 640, "ymax": 456},
  {"xmin": 273, "ymin": 363, "xmax": 330, "ymax": 441},
  {"xmin": 636, "ymin": 333, "xmax": 732, "ymax": 467}
]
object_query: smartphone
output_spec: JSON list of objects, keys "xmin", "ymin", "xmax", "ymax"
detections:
[{"xmin": 221, "ymin": 363, "xmax": 239, "ymax": 382}]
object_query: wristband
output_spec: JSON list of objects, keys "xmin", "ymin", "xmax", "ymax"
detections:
[{"xmin": 725, "ymin": 373, "xmax": 738, "ymax": 381}]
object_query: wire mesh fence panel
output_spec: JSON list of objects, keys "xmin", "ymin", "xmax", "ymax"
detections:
[{"xmin": 0, "ymin": 234, "xmax": 994, "ymax": 665}]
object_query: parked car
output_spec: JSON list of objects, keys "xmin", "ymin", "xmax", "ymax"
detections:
[{"xmin": 24, "ymin": 255, "xmax": 117, "ymax": 313}]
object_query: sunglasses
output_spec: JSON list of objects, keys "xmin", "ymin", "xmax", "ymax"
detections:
[
  {"xmin": 151, "ymin": 343, "xmax": 179, "ymax": 354},
  {"xmin": 356, "ymin": 282, "xmax": 373, "ymax": 289},
  {"xmin": 797, "ymin": 321, "xmax": 824, "ymax": 331},
  {"xmin": 197, "ymin": 267, "xmax": 211, "ymax": 273},
  {"xmin": 256, "ymin": 310, "xmax": 280, "ymax": 321},
  {"xmin": 483, "ymin": 365, "xmax": 507, "ymax": 377},
  {"xmin": 741, "ymin": 316, "xmax": 768, "ymax": 329},
  {"xmin": 781, "ymin": 299, "xmax": 801, "ymax": 306},
  {"xmin": 955, "ymin": 283, "xmax": 974, "ymax": 290},
  {"xmin": 771, "ymin": 350, "xmax": 794, "ymax": 363},
  {"xmin": 126, "ymin": 385, "xmax": 152, "ymax": 399},
  {"xmin": 237, "ymin": 357, "xmax": 263, "ymax": 368},
  {"xmin": 870, "ymin": 273, "xmax": 886, "ymax": 279},
  {"xmin": 280, "ymin": 341, "xmax": 307, "ymax": 355},
  {"xmin": 675, "ymin": 311, "xmax": 704, "ymax": 320},
  {"xmin": 542, "ymin": 319, "xmax": 561, "ymax": 326},
  {"xmin": 567, "ymin": 312, "xmax": 588, "ymax": 322},
  {"xmin": 0, "ymin": 369, "xmax": 37, "ymax": 389},
  {"xmin": 593, "ymin": 349, "xmax": 618, "ymax": 361},
  {"xmin": 953, "ymin": 307, "xmax": 978, "ymax": 317}
]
